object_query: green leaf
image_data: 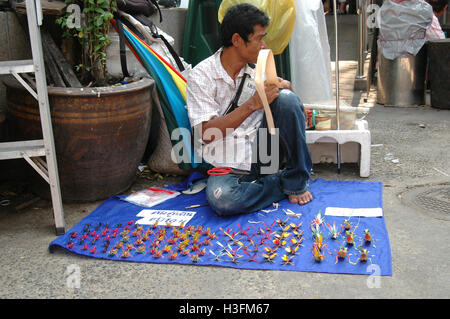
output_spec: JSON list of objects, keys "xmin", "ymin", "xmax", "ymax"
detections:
[
  {"xmin": 95, "ymin": 16, "xmax": 104, "ymax": 26},
  {"xmin": 94, "ymin": 43, "xmax": 103, "ymax": 52}
]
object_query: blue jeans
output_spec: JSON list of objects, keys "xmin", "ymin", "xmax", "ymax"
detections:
[{"xmin": 206, "ymin": 89, "xmax": 312, "ymax": 216}]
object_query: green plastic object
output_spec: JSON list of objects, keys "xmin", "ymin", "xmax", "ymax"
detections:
[
  {"xmin": 182, "ymin": 0, "xmax": 223, "ymax": 66},
  {"xmin": 274, "ymin": 46, "xmax": 291, "ymax": 81},
  {"xmin": 182, "ymin": 0, "xmax": 291, "ymax": 80}
]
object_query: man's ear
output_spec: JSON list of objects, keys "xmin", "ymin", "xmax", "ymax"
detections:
[{"xmin": 231, "ymin": 33, "xmax": 243, "ymax": 48}]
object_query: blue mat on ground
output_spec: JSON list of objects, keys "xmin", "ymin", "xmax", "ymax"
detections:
[{"xmin": 49, "ymin": 179, "xmax": 392, "ymax": 276}]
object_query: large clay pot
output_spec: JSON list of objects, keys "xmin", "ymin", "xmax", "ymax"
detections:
[{"xmin": 4, "ymin": 77, "xmax": 154, "ymax": 202}]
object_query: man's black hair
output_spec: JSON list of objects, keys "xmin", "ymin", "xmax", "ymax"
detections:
[
  {"xmin": 221, "ymin": 3, "xmax": 270, "ymax": 48},
  {"xmin": 426, "ymin": 0, "xmax": 449, "ymax": 12}
]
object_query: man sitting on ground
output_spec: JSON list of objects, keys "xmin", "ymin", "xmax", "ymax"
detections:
[{"xmin": 186, "ymin": 4, "xmax": 313, "ymax": 216}]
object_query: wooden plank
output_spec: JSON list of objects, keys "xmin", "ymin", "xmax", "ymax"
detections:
[
  {"xmin": 15, "ymin": 0, "xmax": 67, "ymax": 16},
  {"xmin": 41, "ymin": 34, "xmax": 66, "ymax": 87},
  {"xmin": 41, "ymin": 31, "xmax": 82, "ymax": 87},
  {"xmin": 21, "ymin": 72, "xmax": 38, "ymax": 91}
]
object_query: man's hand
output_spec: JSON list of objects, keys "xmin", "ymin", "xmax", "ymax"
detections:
[
  {"xmin": 278, "ymin": 77, "xmax": 293, "ymax": 91},
  {"xmin": 250, "ymin": 83, "xmax": 279, "ymax": 110}
]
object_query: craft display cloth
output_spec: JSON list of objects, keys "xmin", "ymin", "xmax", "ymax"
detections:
[{"xmin": 49, "ymin": 179, "xmax": 392, "ymax": 276}]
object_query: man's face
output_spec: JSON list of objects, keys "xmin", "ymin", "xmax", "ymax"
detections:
[{"xmin": 240, "ymin": 24, "xmax": 267, "ymax": 63}]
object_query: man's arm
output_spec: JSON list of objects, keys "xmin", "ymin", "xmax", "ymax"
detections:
[{"xmin": 200, "ymin": 84, "xmax": 279, "ymax": 144}]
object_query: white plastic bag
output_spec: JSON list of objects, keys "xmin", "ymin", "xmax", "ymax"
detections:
[
  {"xmin": 106, "ymin": 29, "xmax": 149, "ymax": 79},
  {"xmin": 107, "ymin": 13, "xmax": 191, "ymax": 78},
  {"xmin": 123, "ymin": 187, "xmax": 180, "ymax": 208},
  {"xmin": 289, "ymin": 0, "xmax": 333, "ymax": 104},
  {"xmin": 378, "ymin": 0, "xmax": 433, "ymax": 60}
]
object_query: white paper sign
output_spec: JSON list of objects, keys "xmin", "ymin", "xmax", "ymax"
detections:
[
  {"xmin": 325, "ymin": 207, "xmax": 383, "ymax": 217},
  {"xmin": 135, "ymin": 210, "xmax": 196, "ymax": 227}
]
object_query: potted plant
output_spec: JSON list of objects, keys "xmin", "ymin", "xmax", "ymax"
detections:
[
  {"xmin": 56, "ymin": 0, "xmax": 117, "ymax": 85},
  {"xmin": 4, "ymin": 0, "xmax": 154, "ymax": 202}
]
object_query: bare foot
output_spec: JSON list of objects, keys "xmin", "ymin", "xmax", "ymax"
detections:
[{"xmin": 289, "ymin": 191, "xmax": 313, "ymax": 205}]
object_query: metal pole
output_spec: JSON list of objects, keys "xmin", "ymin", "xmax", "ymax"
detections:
[
  {"xmin": 356, "ymin": 0, "xmax": 366, "ymax": 79},
  {"xmin": 333, "ymin": 0, "xmax": 341, "ymax": 173},
  {"xmin": 333, "ymin": 1, "xmax": 340, "ymax": 131},
  {"xmin": 443, "ymin": 6, "xmax": 447, "ymax": 25},
  {"xmin": 363, "ymin": 0, "xmax": 368, "ymax": 54}
]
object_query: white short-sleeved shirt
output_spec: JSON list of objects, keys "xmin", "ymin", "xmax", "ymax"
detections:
[
  {"xmin": 186, "ymin": 48, "xmax": 263, "ymax": 171},
  {"xmin": 426, "ymin": 14, "xmax": 446, "ymax": 40}
]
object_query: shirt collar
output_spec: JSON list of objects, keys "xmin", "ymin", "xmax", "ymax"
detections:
[{"xmin": 212, "ymin": 47, "xmax": 250, "ymax": 83}]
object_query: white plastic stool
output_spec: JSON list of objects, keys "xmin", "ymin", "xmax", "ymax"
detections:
[{"xmin": 306, "ymin": 120, "xmax": 371, "ymax": 177}]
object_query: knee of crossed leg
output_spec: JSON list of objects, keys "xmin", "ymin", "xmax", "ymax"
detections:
[
  {"xmin": 277, "ymin": 89, "xmax": 305, "ymax": 117},
  {"xmin": 206, "ymin": 183, "xmax": 241, "ymax": 217}
]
